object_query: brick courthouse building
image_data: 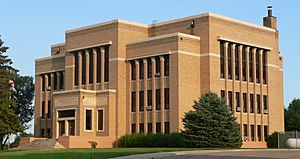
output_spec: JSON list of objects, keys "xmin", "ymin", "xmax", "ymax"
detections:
[{"xmin": 34, "ymin": 9, "xmax": 283, "ymax": 148}]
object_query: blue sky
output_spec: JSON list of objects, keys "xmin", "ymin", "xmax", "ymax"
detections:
[{"xmin": 1, "ymin": 0, "xmax": 299, "ymax": 108}]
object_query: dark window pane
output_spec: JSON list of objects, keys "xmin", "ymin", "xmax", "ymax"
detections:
[
  {"xmin": 131, "ymin": 92, "xmax": 136, "ymax": 112},
  {"xmin": 156, "ymin": 89, "xmax": 161, "ymax": 110},
  {"xmin": 98, "ymin": 110, "xmax": 104, "ymax": 131},
  {"xmin": 86, "ymin": 110, "xmax": 92, "ymax": 130},
  {"xmin": 58, "ymin": 110, "xmax": 75, "ymax": 118}
]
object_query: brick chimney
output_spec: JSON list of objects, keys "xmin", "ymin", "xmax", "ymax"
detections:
[{"xmin": 263, "ymin": 6, "xmax": 277, "ymax": 29}]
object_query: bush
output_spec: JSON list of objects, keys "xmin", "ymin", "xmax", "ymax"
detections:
[
  {"xmin": 118, "ymin": 133, "xmax": 189, "ymax": 147},
  {"xmin": 89, "ymin": 141, "xmax": 98, "ymax": 148}
]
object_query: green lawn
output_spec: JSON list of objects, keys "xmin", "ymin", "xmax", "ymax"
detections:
[{"xmin": 0, "ymin": 148, "xmax": 208, "ymax": 159}]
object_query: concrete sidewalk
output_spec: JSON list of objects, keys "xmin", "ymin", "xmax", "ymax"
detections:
[{"xmin": 112, "ymin": 149, "xmax": 300, "ymax": 159}]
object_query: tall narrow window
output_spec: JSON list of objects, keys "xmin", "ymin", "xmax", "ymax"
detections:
[
  {"xmin": 164, "ymin": 88, "xmax": 169, "ymax": 109},
  {"xmin": 42, "ymin": 75, "xmax": 45, "ymax": 91},
  {"xmin": 257, "ymin": 125, "xmax": 262, "ymax": 141},
  {"xmin": 147, "ymin": 58, "xmax": 152, "ymax": 78},
  {"xmin": 243, "ymin": 124, "xmax": 248, "ymax": 139},
  {"xmin": 47, "ymin": 101, "xmax": 51, "ymax": 118},
  {"xmin": 42, "ymin": 101, "xmax": 45, "ymax": 118},
  {"xmin": 228, "ymin": 91, "xmax": 233, "ymax": 111},
  {"xmin": 256, "ymin": 50, "xmax": 260, "ymax": 83},
  {"xmin": 85, "ymin": 109, "xmax": 92, "ymax": 130},
  {"xmin": 139, "ymin": 123, "xmax": 144, "ymax": 133},
  {"xmin": 147, "ymin": 90, "xmax": 152, "ymax": 111},
  {"xmin": 82, "ymin": 52, "xmax": 86, "ymax": 85},
  {"xmin": 131, "ymin": 61, "xmax": 136, "ymax": 80},
  {"xmin": 164, "ymin": 55, "xmax": 169, "ymax": 76},
  {"xmin": 236, "ymin": 92, "xmax": 240, "ymax": 112},
  {"xmin": 89, "ymin": 50, "xmax": 93, "ymax": 84},
  {"xmin": 263, "ymin": 95, "xmax": 268, "ymax": 114},
  {"xmin": 47, "ymin": 73, "xmax": 51, "ymax": 90},
  {"xmin": 156, "ymin": 122, "xmax": 161, "ymax": 133},
  {"xmin": 221, "ymin": 90, "xmax": 225, "ymax": 100},
  {"xmin": 60, "ymin": 72, "xmax": 64, "ymax": 89},
  {"xmin": 249, "ymin": 49, "xmax": 254, "ymax": 82},
  {"xmin": 228, "ymin": 44, "xmax": 232, "ymax": 79},
  {"xmin": 242, "ymin": 47, "xmax": 247, "ymax": 81},
  {"xmin": 131, "ymin": 92, "xmax": 136, "ymax": 112},
  {"xmin": 165, "ymin": 122, "xmax": 170, "ymax": 133},
  {"xmin": 243, "ymin": 93, "xmax": 247, "ymax": 112},
  {"xmin": 97, "ymin": 109, "xmax": 104, "ymax": 131},
  {"xmin": 155, "ymin": 57, "xmax": 160, "ymax": 75},
  {"xmin": 156, "ymin": 89, "xmax": 161, "ymax": 110},
  {"xmin": 251, "ymin": 125, "xmax": 255, "ymax": 141},
  {"xmin": 263, "ymin": 51, "xmax": 267, "ymax": 84},
  {"xmin": 139, "ymin": 91, "xmax": 144, "ymax": 111},
  {"xmin": 131, "ymin": 124, "xmax": 136, "ymax": 133},
  {"xmin": 97, "ymin": 48, "xmax": 101, "ymax": 83},
  {"xmin": 220, "ymin": 42, "xmax": 225, "ymax": 78},
  {"xmin": 53, "ymin": 73, "xmax": 57, "ymax": 90},
  {"xmin": 139, "ymin": 60, "xmax": 144, "ymax": 79},
  {"xmin": 104, "ymin": 47, "xmax": 109, "ymax": 82},
  {"xmin": 148, "ymin": 123, "xmax": 152, "ymax": 133},
  {"xmin": 257, "ymin": 95, "xmax": 261, "ymax": 114},
  {"xmin": 235, "ymin": 45, "xmax": 240, "ymax": 80},
  {"xmin": 250, "ymin": 94, "xmax": 254, "ymax": 113},
  {"xmin": 264, "ymin": 125, "xmax": 268, "ymax": 141}
]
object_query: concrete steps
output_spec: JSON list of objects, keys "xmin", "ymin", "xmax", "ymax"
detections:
[{"xmin": 17, "ymin": 139, "xmax": 65, "ymax": 150}]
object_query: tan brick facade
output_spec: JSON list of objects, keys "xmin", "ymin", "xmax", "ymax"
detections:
[{"xmin": 34, "ymin": 11, "xmax": 283, "ymax": 148}]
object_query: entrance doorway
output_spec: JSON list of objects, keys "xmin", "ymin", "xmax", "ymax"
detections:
[
  {"xmin": 68, "ymin": 120, "xmax": 75, "ymax": 136},
  {"xmin": 58, "ymin": 121, "xmax": 65, "ymax": 136}
]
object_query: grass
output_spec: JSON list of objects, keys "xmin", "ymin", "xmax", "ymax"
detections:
[{"xmin": 0, "ymin": 148, "xmax": 209, "ymax": 159}]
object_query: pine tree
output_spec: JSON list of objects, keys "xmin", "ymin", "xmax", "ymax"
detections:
[
  {"xmin": 0, "ymin": 35, "xmax": 23, "ymax": 150},
  {"xmin": 182, "ymin": 92, "xmax": 242, "ymax": 148}
]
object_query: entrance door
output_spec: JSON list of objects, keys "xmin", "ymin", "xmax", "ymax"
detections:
[
  {"xmin": 58, "ymin": 121, "xmax": 65, "ymax": 136},
  {"xmin": 68, "ymin": 120, "xmax": 75, "ymax": 136}
]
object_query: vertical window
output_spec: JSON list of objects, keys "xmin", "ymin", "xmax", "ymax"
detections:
[
  {"xmin": 58, "ymin": 121, "xmax": 65, "ymax": 136},
  {"xmin": 165, "ymin": 122, "xmax": 170, "ymax": 133},
  {"xmin": 263, "ymin": 95, "xmax": 268, "ymax": 114},
  {"xmin": 236, "ymin": 92, "xmax": 240, "ymax": 112},
  {"xmin": 148, "ymin": 123, "xmax": 152, "ymax": 133},
  {"xmin": 104, "ymin": 47, "xmax": 109, "ymax": 82},
  {"xmin": 74, "ymin": 53, "xmax": 79, "ymax": 85},
  {"xmin": 251, "ymin": 125, "xmax": 255, "ymax": 141},
  {"xmin": 155, "ymin": 57, "xmax": 160, "ymax": 75},
  {"xmin": 243, "ymin": 124, "xmax": 248, "ymax": 139},
  {"xmin": 47, "ymin": 101, "xmax": 51, "ymax": 118},
  {"xmin": 41, "ymin": 101, "xmax": 45, "ymax": 118},
  {"xmin": 98, "ymin": 109, "xmax": 104, "ymax": 131},
  {"xmin": 250, "ymin": 94, "xmax": 254, "ymax": 113},
  {"xmin": 257, "ymin": 125, "xmax": 262, "ymax": 141},
  {"xmin": 47, "ymin": 73, "xmax": 51, "ymax": 90},
  {"xmin": 156, "ymin": 89, "xmax": 161, "ymax": 110},
  {"xmin": 139, "ymin": 91, "xmax": 144, "ymax": 111},
  {"xmin": 249, "ymin": 49, "xmax": 254, "ymax": 82},
  {"xmin": 242, "ymin": 47, "xmax": 247, "ymax": 81},
  {"xmin": 131, "ymin": 92, "xmax": 136, "ymax": 112},
  {"xmin": 221, "ymin": 90, "xmax": 225, "ymax": 100},
  {"xmin": 139, "ymin": 123, "xmax": 144, "ymax": 133},
  {"xmin": 220, "ymin": 42, "xmax": 225, "ymax": 78},
  {"xmin": 82, "ymin": 52, "xmax": 86, "ymax": 85},
  {"xmin": 97, "ymin": 48, "xmax": 101, "ymax": 83},
  {"xmin": 85, "ymin": 109, "xmax": 92, "ymax": 130},
  {"xmin": 54, "ymin": 73, "xmax": 57, "ymax": 90},
  {"xmin": 164, "ymin": 88, "xmax": 169, "ymax": 110},
  {"xmin": 42, "ymin": 75, "xmax": 45, "ymax": 91},
  {"xmin": 147, "ymin": 58, "xmax": 152, "ymax": 78},
  {"xmin": 156, "ymin": 122, "xmax": 161, "ymax": 133},
  {"xmin": 131, "ymin": 61, "xmax": 136, "ymax": 80},
  {"xmin": 139, "ymin": 60, "xmax": 144, "ymax": 79},
  {"xmin": 131, "ymin": 124, "xmax": 136, "ymax": 133},
  {"xmin": 228, "ymin": 44, "xmax": 232, "ymax": 79},
  {"xmin": 228, "ymin": 91, "xmax": 233, "ymax": 111},
  {"xmin": 89, "ymin": 50, "xmax": 93, "ymax": 84},
  {"xmin": 257, "ymin": 95, "xmax": 261, "ymax": 114},
  {"xmin": 60, "ymin": 72, "xmax": 64, "ymax": 89},
  {"xmin": 264, "ymin": 125, "xmax": 268, "ymax": 141},
  {"xmin": 243, "ymin": 93, "xmax": 247, "ymax": 112},
  {"xmin": 235, "ymin": 45, "xmax": 240, "ymax": 80},
  {"xmin": 147, "ymin": 90, "xmax": 152, "ymax": 111},
  {"xmin": 164, "ymin": 55, "xmax": 169, "ymax": 76},
  {"xmin": 263, "ymin": 51, "xmax": 267, "ymax": 84},
  {"xmin": 41, "ymin": 129, "xmax": 45, "ymax": 137},
  {"xmin": 256, "ymin": 50, "xmax": 260, "ymax": 83}
]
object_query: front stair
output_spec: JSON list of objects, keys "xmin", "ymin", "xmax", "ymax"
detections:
[{"xmin": 17, "ymin": 139, "xmax": 65, "ymax": 150}]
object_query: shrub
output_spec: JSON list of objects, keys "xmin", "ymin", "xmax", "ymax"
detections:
[
  {"xmin": 89, "ymin": 141, "xmax": 98, "ymax": 148},
  {"xmin": 118, "ymin": 133, "xmax": 188, "ymax": 147}
]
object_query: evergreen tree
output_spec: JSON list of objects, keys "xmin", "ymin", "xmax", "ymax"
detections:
[
  {"xmin": 182, "ymin": 92, "xmax": 242, "ymax": 148},
  {"xmin": 0, "ymin": 35, "xmax": 23, "ymax": 150},
  {"xmin": 285, "ymin": 98, "xmax": 300, "ymax": 131}
]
